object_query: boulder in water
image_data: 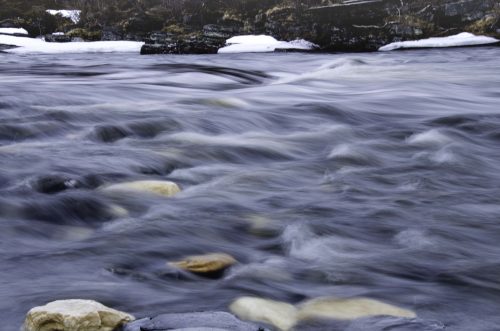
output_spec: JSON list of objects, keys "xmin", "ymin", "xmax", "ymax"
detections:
[
  {"xmin": 229, "ymin": 297, "xmax": 298, "ymax": 331},
  {"xmin": 23, "ymin": 299, "xmax": 134, "ymax": 331},
  {"xmin": 297, "ymin": 297, "xmax": 416, "ymax": 321},
  {"xmin": 169, "ymin": 253, "xmax": 236, "ymax": 275},
  {"xmin": 230, "ymin": 296, "xmax": 416, "ymax": 330},
  {"xmin": 101, "ymin": 180, "xmax": 181, "ymax": 197}
]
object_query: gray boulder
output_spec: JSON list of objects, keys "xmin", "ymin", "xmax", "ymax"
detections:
[{"xmin": 122, "ymin": 312, "xmax": 269, "ymax": 331}]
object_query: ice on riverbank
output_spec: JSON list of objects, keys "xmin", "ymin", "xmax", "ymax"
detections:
[
  {"xmin": 379, "ymin": 32, "xmax": 499, "ymax": 51},
  {"xmin": 218, "ymin": 35, "xmax": 317, "ymax": 54},
  {"xmin": 0, "ymin": 34, "xmax": 143, "ymax": 54},
  {"xmin": 46, "ymin": 9, "xmax": 81, "ymax": 24},
  {"xmin": 0, "ymin": 28, "xmax": 28, "ymax": 35}
]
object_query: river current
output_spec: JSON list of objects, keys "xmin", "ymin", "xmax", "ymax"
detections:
[{"xmin": 1, "ymin": 47, "xmax": 500, "ymax": 330}]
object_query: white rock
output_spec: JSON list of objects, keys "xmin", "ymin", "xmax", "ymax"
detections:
[
  {"xmin": 229, "ymin": 297, "xmax": 298, "ymax": 331},
  {"xmin": 23, "ymin": 299, "xmax": 135, "ymax": 331},
  {"xmin": 229, "ymin": 296, "xmax": 416, "ymax": 330},
  {"xmin": 297, "ymin": 297, "xmax": 416, "ymax": 321},
  {"xmin": 101, "ymin": 180, "xmax": 181, "ymax": 197}
]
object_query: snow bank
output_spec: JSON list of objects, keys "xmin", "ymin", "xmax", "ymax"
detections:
[
  {"xmin": 0, "ymin": 34, "xmax": 143, "ymax": 54},
  {"xmin": 0, "ymin": 28, "xmax": 28, "ymax": 35},
  {"xmin": 379, "ymin": 32, "xmax": 499, "ymax": 51},
  {"xmin": 218, "ymin": 35, "xmax": 317, "ymax": 54},
  {"xmin": 46, "ymin": 9, "xmax": 81, "ymax": 24}
]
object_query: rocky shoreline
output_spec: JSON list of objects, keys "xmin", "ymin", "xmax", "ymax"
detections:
[{"xmin": 1, "ymin": 0, "xmax": 499, "ymax": 54}]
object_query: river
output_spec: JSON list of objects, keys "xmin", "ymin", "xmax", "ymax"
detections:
[{"xmin": 1, "ymin": 47, "xmax": 500, "ymax": 330}]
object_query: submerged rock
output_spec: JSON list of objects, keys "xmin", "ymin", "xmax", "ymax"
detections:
[
  {"xmin": 101, "ymin": 180, "xmax": 181, "ymax": 197},
  {"xmin": 23, "ymin": 299, "xmax": 134, "ymax": 331},
  {"xmin": 230, "ymin": 297, "xmax": 298, "ymax": 331},
  {"xmin": 169, "ymin": 253, "xmax": 237, "ymax": 275},
  {"xmin": 122, "ymin": 311, "xmax": 267, "ymax": 331},
  {"xmin": 31, "ymin": 174, "xmax": 80, "ymax": 194}
]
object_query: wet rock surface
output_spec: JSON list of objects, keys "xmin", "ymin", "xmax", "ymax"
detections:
[
  {"xmin": 121, "ymin": 312, "xmax": 268, "ymax": 331},
  {"xmin": 229, "ymin": 296, "xmax": 416, "ymax": 330},
  {"xmin": 23, "ymin": 299, "xmax": 134, "ymax": 331},
  {"xmin": 169, "ymin": 253, "xmax": 237, "ymax": 276},
  {"xmin": 140, "ymin": 26, "xmax": 230, "ymax": 55}
]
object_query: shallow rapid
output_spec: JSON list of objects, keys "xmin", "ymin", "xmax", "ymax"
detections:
[{"xmin": 1, "ymin": 47, "xmax": 500, "ymax": 330}]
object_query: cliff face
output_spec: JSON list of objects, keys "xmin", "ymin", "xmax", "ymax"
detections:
[{"xmin": 1, "ymin": 0, "xmax": 499, "ymax": 52}]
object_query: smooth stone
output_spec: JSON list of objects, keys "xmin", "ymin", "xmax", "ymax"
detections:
[
  {"xmin": 297, "ymin": 297, "xmax": 416, "ymax": 321},
  {"xmin": 128, "ymin": 312, "xmax": 267, "ymax": 331},
  {"xmin": 229, "ymin": 296, "xmax": 416, "ymax": 330},
  {"xmin": 229, "ymin": 297, "xmax": 298, "ymax": 331},
  {"xmin": 169, "ymin": 253, "xmax": 237, "ymax": 274},
  {"xmin": 101, "ymin": 180, "xmax": 181, "ymax": 197},
  {"xmin": 23, "ymin": 299, "xmax": 134, "ymax": 331}
]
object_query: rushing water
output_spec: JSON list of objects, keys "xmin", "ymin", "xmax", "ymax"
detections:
[{"xmin": 1, "ymin": 47, "xmax": 500, "ymax": 330}]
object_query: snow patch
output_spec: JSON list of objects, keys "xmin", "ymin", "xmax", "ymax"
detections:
[
  {"xmin": 379, "ymin": 32, "xmax": 499, "ymax": 51},
  {"xmin": 218, "ymin": 35, "xmax": 317, "ymax": 54},
  {"xmin": 0, "ymin": 35, "xmax": 143, "ymax": 54},
  {"xmin": 46, "ymin": 9, "xmax": 81, "ymax": 24},
  {"xmin": 0, "ymin": 28, "xmax": 28, "ymax": 35}
]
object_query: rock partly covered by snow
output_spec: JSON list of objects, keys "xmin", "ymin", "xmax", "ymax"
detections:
[
  {"xmin": 0, "ymin": 28, "xmax": 28, "ymax": 35},
  {"xmin": 46, "ymin": 10, "xmax": 82, "ymax": 24},
  {"xmin": 0, "ymin": 34, "xmax": 143, "ymax": 54},
  {"xmin": 218, "ymin": 35, "xmax": 317, "ymax": 54},
  {"xmin": 379, "ymin": 32, "xmax": 499, "ymax": 51},
  {"xmin": 23, "ymin": 299, "xmax": 134, "ymax": 331}
]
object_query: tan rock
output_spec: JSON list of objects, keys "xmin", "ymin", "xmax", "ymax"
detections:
[
  {"xmin": 23, "ymin": 299, "xmax": 135, "ymax": 331},
  {"xmin": 101, "ymin": 180, "xmax": 181, "ymax": 197},
  {"xmin": 229, "ymin": 297, "xmax": 298, "ymax": 331},
  {"xmin": 297, "ymin": 297, "xmax": 416, "ymax": 321},
  {"xmin": 169, "ymin": 253, "xmax": 237, "ymax": 274}
]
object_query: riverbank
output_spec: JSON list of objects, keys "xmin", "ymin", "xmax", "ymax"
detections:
[{"xmin": 1, "ymin": 0, "xmax": 499, "ymax": 53}]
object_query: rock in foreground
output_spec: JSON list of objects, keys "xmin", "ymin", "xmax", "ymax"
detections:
[
  {"xmin": 230, "ymin": 297, "xmax": 298, "ymax": 331},
  {"xmin": 230, "ymin": 296, "xmax": 416, "ymax": 330},
  {"xmin": 298, "ymin": 297, "xmax": 417, "ymax": 321},
  {"xmin": 23, "ymin": 299, "xmax": 134, "ymax": 331},
  {"xmin": 122, "ymin": 311, "xmax": 268, "ymax": 331}
]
